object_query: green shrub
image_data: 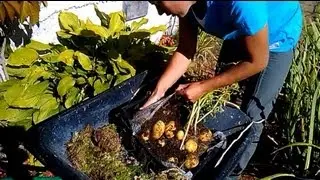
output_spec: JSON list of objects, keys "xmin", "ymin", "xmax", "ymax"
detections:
[{"xmin": 0, "ymin": 6, "xmax": 168, "ymax": 129}]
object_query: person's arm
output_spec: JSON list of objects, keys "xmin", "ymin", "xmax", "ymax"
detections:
[
  {"xmin": 177, "ymin": 2, "xmax": 270, "ymax": 102},
  {"xmin": 140, "ymin": 17, "xmax": 198, "ymax": 109},
  {"xmin": 178, "ymin": 26, "xmax": 269, "ymax": 102}
]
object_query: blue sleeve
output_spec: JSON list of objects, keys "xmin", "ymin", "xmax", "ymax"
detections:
[{"xmin": 231, "ymin": 1, "xmax": 268, "ymax": 36}]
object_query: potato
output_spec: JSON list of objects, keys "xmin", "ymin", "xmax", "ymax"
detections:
[
  {"xmin": 158, "ymin": 139, "xmax": 166, "ymax": 147},
  {"xmin": 165, "ymin": 121, "xmax": 176, "ymax": 132},
  {"xmin": 184, "ymin": 154, "xmax": 199, "ymax": 169},
  {"xmin": 141, "ymin": 130, "xmax": 150, "ymax": 141},
  {"xmin": 167, "ymin": 157, "xmax": 178, "ymax": 164},
  {"xmin": 185, "ymin": 139, "xmax": 198, "ymax": 153},
  {"xmin": 176, "ymin": 130, "xmax": 184, "ymax": 140},
  {"xmin": 152, "ymin": 120, "xmax": 165, "ymax": 140},
  {"xmin": 199, "ymin": 129, "xmax": 213, "ymax": 142},
  {"xmin": 165, "ymin": 130, "xmax": 175, "ymax": 139}
]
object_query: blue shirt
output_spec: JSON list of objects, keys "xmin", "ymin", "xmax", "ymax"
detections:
[{"xmin": 187, "ymin": 1, "xmax": 303, "ymax": 52}]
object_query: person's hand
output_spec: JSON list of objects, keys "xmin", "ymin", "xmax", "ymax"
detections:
[
  {"xmin": 176, "ymin": 82, "xmax": 206, "ymax": 102},
  {"xmin": 140, "ymin": 90, "xmax": 165, "ymax": 110}
]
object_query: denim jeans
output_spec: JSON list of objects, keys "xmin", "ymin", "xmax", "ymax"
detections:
[{"xmin": 210, "ymin": 40, "xmax": 294, "ymax": 179}]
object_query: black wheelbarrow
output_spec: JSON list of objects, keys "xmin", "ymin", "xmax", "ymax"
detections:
[{"xmin": 23, "ymin": 71, "xmax": 253, "ymax": 180}]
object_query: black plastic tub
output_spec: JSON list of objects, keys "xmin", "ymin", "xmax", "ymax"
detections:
[
  {"xmin": 24, "ymin": 71, "xmax": 148, "ymax": 180},
  {"xmin": 24, "ymin": 69, "xmax": 252, "ymax": 180}
]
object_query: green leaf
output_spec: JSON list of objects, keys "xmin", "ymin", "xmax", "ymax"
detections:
[
  {"xmin": 74, "ymin": 51, "xmax": 93, "ymax": 71},
  {"xmin": 65, "ymin": 87, "xmax": 80, "ymax": 109},
  {"xmin": 140, "ymin": 25, "xmax": 167, "ymax": 35},
  {"xmin": 9, "ymin": 118, "xmax": 33, "ymax": 130},
  {"xmin": 65, "ymin": 66, "xmax": 75, "ymax": 74},
  {"xmin": 58, "ymin": 11, "xmax": 80, "ymax": 32},
  {"xmin": 26, "ymin": 40, "xmax": 52, "ymax": 51},
  {"xmin": 131, "ymin": 18, "xmax": 148, "ymax": 31},
  {"xmin": 110, "ymin": 60, "xmax": 120, "ymax": 75},
  {"xmin": 58, "ymin": 49, "xmax": 74, "ymax": 66},
  {"xmin": 22, "ymin": 66, "xmax": 52, "ymax": 84},
  {"xmin": 4, "ymin": 81, "xmax": 49, "ymax": 108},
  {"xmin": 149, "ymin": 25, "xmax": 167, "ymax": 34},
  {"xmin": 96, "ymin": 65, "xmax": 107, "ymax": 75},
  {"xmin": 94, "ymin": 4, "xmax": 110, "ymax": 27},
  {"xmin": 80, "ymin": 29, "xmax": 97, "ymax": 37},
  {"xmin": 7, "ymin": 66, "xmax": 30, "ymax": 78},
  {"xmin": 35, "ymin": 94, "xmax": 55, "ymax": 108},
  {"xmin": 8, "ymin": 47, "xmax": 38, "ymax": 66},
  {"xmin": 93, "ymin": 78, "xmax": 109, "ymax": 96},
  {"xmin": 57, "ymin": 76, "xmax": 75, "ymax": 97},
  {"xmin": 33, "ymin": 94, "xmax": 59, "ymax": 124},
  {"xmin": 0, "ymin": 102, "xmax": 34, "ymax": 122},
  {"xmin": 76, "ymin": 68, "xmax": 88, "ymax": 76},
  {"xmin": 88, "ymin": 77, "xmax": 95, "ymax": 86},
  {"xmin": 56, "ymin": 30, "xmax": 72, "ymax": 39},
  {"xmin": 0, "ymin": 79, "xmax": 19, "ymax": 93},
  {"xmin": 114, "ymin": 74, "xmax": 131, "ymax": 86},
  {"xmin": 85, "ymin": 24, "xmax": 110, "ymax": 37},
  {"xmin": 41, "ymin": 53, "xmax": 60, "ymax": 63},
  {"xmin": 86, "ymin": 18, "xmax": 94, "ymax": 25},
  {"xmin": 111, "ymin": 54, "xmax": 136, "ymax": 76},
  {"xmin": 116, "ymin": 58, "xmax": 136, "ymax": 76},
  {"xmin": 79, "ymin": 19, "xmax": 87, "ymax": 29},
  {"xmin": 51, "ymin": 44, "xmax": 68, "ymax": 53},
  {"xmin": 109, "ymin": 12, "xmax": 125, "ymax": 34},
  {"xmin": 76, "ymin": 77, "xmax": 86, "ymax": 85}
]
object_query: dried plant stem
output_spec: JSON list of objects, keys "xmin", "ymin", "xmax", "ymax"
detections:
[{"xmin": 180, "ymin": 103, "xmax": 197, "ymax": 150}]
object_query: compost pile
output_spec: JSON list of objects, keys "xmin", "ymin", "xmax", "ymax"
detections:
[
  {"xmin": 66, "ymin": 124, "xmax": 151, "ymax": 180},
  {"xmin": 137, "ymin": 96, "xmax": 215, "ymax": 170}
]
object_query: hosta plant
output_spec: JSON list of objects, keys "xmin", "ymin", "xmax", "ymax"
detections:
[
  {"xmin": 0, "ymin": 1, "xmax": 47, "ymax": 82},
  {"xmin": 0, "ymin": 6, "xmax": 168, "ymax": 130}
]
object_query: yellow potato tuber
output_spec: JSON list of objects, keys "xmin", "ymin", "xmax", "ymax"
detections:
[
  {"xmin": 176, "ymin": 130, "xmax": 184, "ymax": 140},
  {"xmin": 185, "ymin": 139, "xmax": 198, "ymax": 153},
  {"xmin": 141, "ymin": 130, "xmax": 150, "ymax": 141},
  {"xmin": 158, "ymin": 139, "xmax": 166, "ymax": 147},
  {"xmin": 199, "ymin": 129, "xmax": 213, "ymax": 142},
  {"xmin": 184, "ymin": 154, "xmax": 199, "ymax": 169},
  {"xmin": 165, "ymin": 121, "xmax": 176, "ymax": 132},
  {"xmin": 152, "ymin": 120, "xmax": 165, "ymax": 140},
  {"xmin": 167, "ymin": 157, "xmax": 178, "ymax": 164},
  {"xmin": 165, "ymin": 130, "xmax": 175, "ymax": 139}
]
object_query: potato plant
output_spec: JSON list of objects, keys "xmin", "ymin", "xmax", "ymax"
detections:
[{"xmin": 0, "ymin": 6, "xmax": 168, "ymax": 130}]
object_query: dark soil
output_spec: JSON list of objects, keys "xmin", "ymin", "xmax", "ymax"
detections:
[{"xmin": 137, "ymin": 96, "xmax": 214, "ymax": 170}]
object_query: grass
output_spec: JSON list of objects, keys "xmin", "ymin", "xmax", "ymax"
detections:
[
  {"xmin": 185, "ymin": 30, "xmax": 222, "ymax": 82},
  {"xmin": 276, "ymin": 16, "xmax": 320, "ymax": 176},
  {"xmin": 255, "ymin": 14, "xmax": 320, "ymax": 179}
]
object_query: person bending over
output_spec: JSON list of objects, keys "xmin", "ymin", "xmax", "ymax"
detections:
[{"xmin": 142, "ymin": 1, "xmax": 302, "ymax": 179}]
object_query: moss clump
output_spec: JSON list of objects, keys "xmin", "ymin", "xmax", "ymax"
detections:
[
  {"xmin": 154, "ymin": 168, "xmax": 188, "ymax": 180},
  {"xmin": 66, "ymin": 124, "xmax": 147, "ymax": 180},
  {"xmin": 92, "ymin": 124, "xmax": 121, "ymax": 153},
  {"xmin": 67, "ymin": 124, "xmax": 189, "ymax": 180}
]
